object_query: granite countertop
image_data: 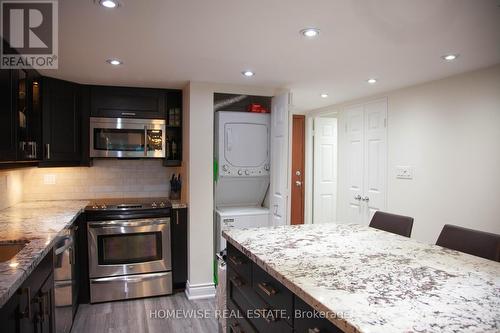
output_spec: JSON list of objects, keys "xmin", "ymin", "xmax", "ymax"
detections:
[
  {"xmin": 0, "ymin": 200, "xmax": 88, "ymax": 308},
  {"xmin": 223, "ymin": 223, "xmax": 500, "ymax": 333}
]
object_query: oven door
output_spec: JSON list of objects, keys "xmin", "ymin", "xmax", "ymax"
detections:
[
  {"xmin": 88, "ymin": 218, "xmax": 171, "ymax": 278},
  {"xmin": 90, "ymin": 117, "xmax": 166, "ymax": 158}
]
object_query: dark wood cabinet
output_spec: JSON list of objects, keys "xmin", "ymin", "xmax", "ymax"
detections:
[
  {"xmin": 171, "ymin": 207, "xmax": 188, "ymax": 289},
  {"xmin": 164, "ymin": 90, "xmax": 182, "ymax": 166},
  {"xmin": 0, "ymin": 249, "xmax": 55, "ymax": 333},
  {"xmin": 227, "ymin": 244, "xmax": 343, "ymax": 333},
  {"xmin": 0, "ymin": 68, "xmax": 17, "ymax": 162},
  {"xmin": 40, "ymin": 77, "xmax": 82, "ymax": 166},
  {"xmin": 90, "ymin": 85, "xmax": 166, "ymax": 119},
  {"xmin": 0, "ymin": 68, "xmax": 42, "ymax": 163}
]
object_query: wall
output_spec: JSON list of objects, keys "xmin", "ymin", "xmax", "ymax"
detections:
[
  {"xmin": 0, "ymin": 169, "xmax": 26, "ymax": 210},
  {"xmin": 332, "ymin": 64, "xmax": 500, "ymax": 243},
  {"xmin": 184, "ymin": 82, "xmax": 276, "ymax": 299},
  {"xmin": 22, "ymin": 159, "xmax": 181, "ymax": 201}
]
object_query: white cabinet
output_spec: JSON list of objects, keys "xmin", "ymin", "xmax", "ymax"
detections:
[{"xmin": 342, "ymin": 98, "xmax": 387, "ymax": 224}]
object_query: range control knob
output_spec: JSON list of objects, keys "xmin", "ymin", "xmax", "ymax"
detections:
[
  {"xmin": 92, "ymin": 203, "xmax": 98, "ymax": 209},
  {"xmin": 100, "ymin": 204, "xmax": 107, "ymax": 209},
  {"xmin": 159, "ymin": 202, "xmax": 165, "ymax": 208},
  {"xmin": 222, "ymin": 164, "xmax": 228, "ymax": 171},
  {"xmin": 245, "ymin": 170, "xmax": 250, "ymax": 176},
  {"xmin": 151, "ymin": 202, "xmax": 157, "ymax": 208},
  {"xmin": 237, "ymin": 170, "xmax": 243, "ymax": 175}
]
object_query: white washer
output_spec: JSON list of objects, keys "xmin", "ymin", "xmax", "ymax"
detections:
[{"xmin": 215, "ymin": 206, "xmax": 270, "ymax": 253}]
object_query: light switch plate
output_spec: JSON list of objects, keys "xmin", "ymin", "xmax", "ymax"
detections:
[
  {"xmin": 396, "ymin": 166, "xmax": 413, "ymax": 179},
  {"xmin": 43, "ymin": 174, "xmax": 56, "ymax": 185}
]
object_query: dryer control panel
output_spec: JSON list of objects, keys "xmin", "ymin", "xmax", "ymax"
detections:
[{"xmin": 220, "ymin": 163, "xmax": 270, "ymax": 177}]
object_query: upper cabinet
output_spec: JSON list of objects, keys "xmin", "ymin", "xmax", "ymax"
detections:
[
  {"xmin": 0, "ymin": 68, "xmax": 42, "ymax": 163},
  {"xmin": 90, "ymin": 85, "xmax": 166, "ymax": 119},
  {"xmin": 40, "ymin": 77, "xmax": 82, "ymax": 166},
  {"xmin": 0, "ymin": 69, "xmax": 16, "ymax": 162}
]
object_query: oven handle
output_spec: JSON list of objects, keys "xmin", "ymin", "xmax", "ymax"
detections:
[
  {"xmin": 90, "ymin": 272, "xmax": 169, "ymax": 284},
  {"xmin": 88, "ymin": 218, "xmax": 170, "ymax": 228}
]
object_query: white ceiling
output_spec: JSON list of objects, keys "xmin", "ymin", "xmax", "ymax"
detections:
[{"xmin": 42, "ymin": 0, "xmax": 500, "ymax": 111}]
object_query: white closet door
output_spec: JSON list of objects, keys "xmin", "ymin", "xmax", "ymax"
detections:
[
  {"xmin": 270, "ymin": 93, "xmax": 290, "ymax": 226},
  {"xmin": 313, "ymin": 117, "xmax": 338, "ymax": 223},
  {"xmin": 363, "ymin": 99, "xmax": 387, "ymax": 222},
  {"xmin": 344, "ymin": 105, "xmax": 365, "ymax": 224}
]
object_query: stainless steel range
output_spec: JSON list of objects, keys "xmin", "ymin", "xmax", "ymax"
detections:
[{"xmin": 85, "ymin": 198, "xmax": 172, "ymax": 303}]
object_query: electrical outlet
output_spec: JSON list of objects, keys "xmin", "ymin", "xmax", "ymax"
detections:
[
  {"xmin": 43, "ymin": 174, "xmax": 56, "ymax": 185},
  {"xmin": 396, "ymin": 166, "xmax": 413, "ymax": 179}
]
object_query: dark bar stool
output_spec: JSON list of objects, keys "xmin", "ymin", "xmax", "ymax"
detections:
[
  {"xmin": 436, "ymin": 224, "xmax": 500, "ymax": 262},
  {"xmin": 369, "ymin": 211, "xmax": 414, "ymax": 237}
]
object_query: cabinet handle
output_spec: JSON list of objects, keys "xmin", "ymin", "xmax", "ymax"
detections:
[
  {"xmin": 176, "ymin": 210, "xmax": 179, "ymax": 225},
  {"xmin": 45, "ymin": 144, "xmax": 50, "ymax": 160},
  {"xmin": 362, "ymin": 196, "xmax": 370, "ymax": 202},
  {"xmin": 308, "ymin": 328, "xmax": 321, "ymax": 333},
  {"xmin": 229, "ymin": 323, "xmax": 244, "ymax": 333},
  {"xmin": 257, "ymin": 282, "xmax": 277, "ymax": 296},
  {"xmin": 256, "ymin": 308, "xmax": 276, "ymax": 323},
  {"xmin": 228, "ymin": 255, "xmax": 243, "ymax": 266},
  {"xmin": 229, "ymin": 275, "xmax": 244, "ymax": 287},
  {"xmin": 121, "ymin": 112, "xmax": 136, "ymax": 116},
  {"xmin": 18, "ymin": 287, "xmax": 31, "ymax": 319}
]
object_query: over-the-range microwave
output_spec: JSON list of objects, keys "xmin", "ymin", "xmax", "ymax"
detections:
[{"xmin": 90, "ymin": 117, "xmax": 166, "ymax": 158}]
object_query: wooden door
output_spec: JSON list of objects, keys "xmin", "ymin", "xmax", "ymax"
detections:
[
  {"xmin": 313, "ymin": 116, "xmax": 338, "ymax": 223},
  {"xmin": 270, "ymin": 93, "xmax": 290, "ymax": 226},
  {"xmin": 291, "ymin": 115, "xmax": 305, "ymax": 225}
]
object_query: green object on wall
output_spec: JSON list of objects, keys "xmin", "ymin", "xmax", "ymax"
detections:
[{"xmin": 213, "ymin": 159, "xmax": 218, "ymax": 182}]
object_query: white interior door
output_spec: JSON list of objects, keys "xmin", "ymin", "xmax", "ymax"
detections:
[
  {"xmin": 344, "ymin": 105, "xmax": 365, "ymax": 224},
  {"xmin": 313, "ymin": 117, "xmax": 338, "ymax": 223},
  {"xmin": 270, "ymin": 93, "xmax": 290, "ymax": 226},
  {"xmin": 363, "ymin": 99, "xmax": 387, "ymax": 222}
]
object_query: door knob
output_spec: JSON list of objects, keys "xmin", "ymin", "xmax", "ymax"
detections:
[
  {"xmin": 295, "ymin": 170, "xmax": 301, "ymax": 176},
  {"xmin": 295, "ymin": 181, "xmax": 302, "ymax": 187},
  {"xmin": 354, "ymin": 195, "xmax": 361, "ymax": 201},
  {"xmin": 362, "ymin": 196, "xmax": 370, "ymax": 202}
]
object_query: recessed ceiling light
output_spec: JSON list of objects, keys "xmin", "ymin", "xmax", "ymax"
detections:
[
  {"xmin": 320, "ymin": 93, "xmax": 329, "ymax": 98},
  {"xmin": 367, "ymin": 78, "xmax": 377, "ymax": 84},
  {"xmin": 300, "ymin": 28, "xmax": 320, "ymax": 38},
  {"xmin": 100, "ymin": 0, "xmax": 118, "ymax": 8},
  {"xmin": 242, "ymin": 70, "xmax": 254, "ymax": 77},
  {"xmin": 106, "ymin": 58, "xmax": 123, "ymax": 66},
  {"xmin": 442, "ymin": 54, "xmax": 459, "ymax": 61}
]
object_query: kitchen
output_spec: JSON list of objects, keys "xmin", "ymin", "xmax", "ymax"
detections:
[{"xmin": 1, "ymin": 1, "xmax": 500, "ymax": 333}]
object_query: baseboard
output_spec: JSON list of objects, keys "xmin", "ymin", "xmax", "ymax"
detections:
[{"xmin": 185, "ymin": 280, "xmax": 216, "ymax": 300}]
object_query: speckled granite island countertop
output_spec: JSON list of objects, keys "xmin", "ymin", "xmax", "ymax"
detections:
[
  {"xmin": 223, "ymin": 223, "xmax": 500, "ymax": 333},
  {"xmin": 0, "ymin": 200, "xmax": 88, "ymax": 308}
]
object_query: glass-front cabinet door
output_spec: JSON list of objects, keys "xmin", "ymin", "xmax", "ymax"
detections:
[{"xmin": 15, "ymin": 69, "xmax": 42, "ymax": 161}]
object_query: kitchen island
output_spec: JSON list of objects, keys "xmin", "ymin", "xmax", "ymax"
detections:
[{"xmin": 223, "ymin": 223, "xmax": 500, "ymax": 333}]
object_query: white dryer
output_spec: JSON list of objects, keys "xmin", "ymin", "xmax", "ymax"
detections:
[{"xmin": 215, "ymin": 111, "xmax": 270, "ymax": 179}]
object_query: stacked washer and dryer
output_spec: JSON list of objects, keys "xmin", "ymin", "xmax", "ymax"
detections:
[{"xmin": 215, "ymin": 111, "xmax": 271, "ymax": 253}]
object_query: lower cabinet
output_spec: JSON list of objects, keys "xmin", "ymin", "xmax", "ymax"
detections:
[
  {"xmin": 227, "ymin": 244, "xmax": 343, "ymax": 333},
  {"xmin": 171, "ymin": 207, "xmax": 188, "ymax": 289},
  {"xmin": 0, "ymin": 249, "xmax": 55, "ymax": 333}
]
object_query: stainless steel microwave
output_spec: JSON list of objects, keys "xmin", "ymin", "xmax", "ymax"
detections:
[{"xmin": 90, "ymin": 117, "xmax": 166, "ymax": 158}]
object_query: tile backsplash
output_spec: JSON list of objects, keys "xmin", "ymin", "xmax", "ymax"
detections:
[
  {"xmin": 0, "ymin": 169, "xmax": 25, "ymax": 210},
  {"xmin": 23, "ymin": 159, "xmax": 181, "ymax": 201}
]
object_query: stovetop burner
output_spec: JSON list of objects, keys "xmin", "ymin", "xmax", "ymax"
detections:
[{"xmin": 85, "ymin": 197, "xmax": 172, "ymax": 211}]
